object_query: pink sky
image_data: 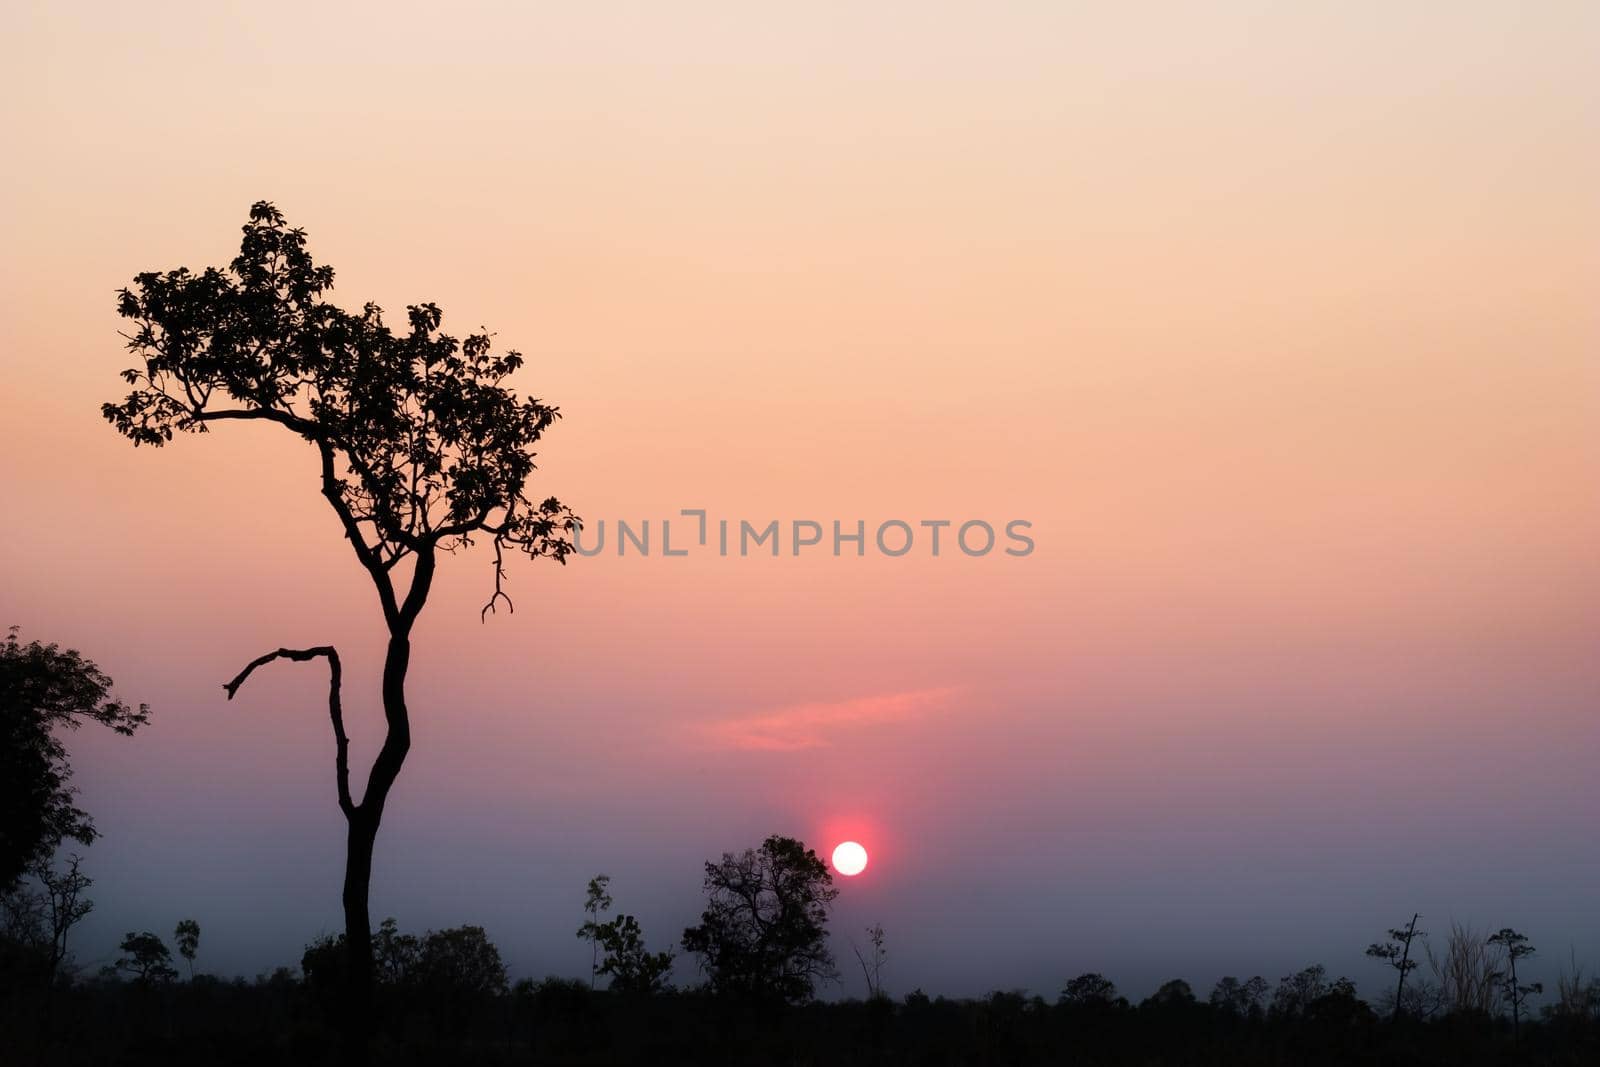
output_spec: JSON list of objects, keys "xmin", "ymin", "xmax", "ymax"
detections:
[{"xmin": 2, "ymin": 2, "xmax": 1597, "ymax": 995}]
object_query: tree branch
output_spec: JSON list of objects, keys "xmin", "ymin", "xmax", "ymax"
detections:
[
  {"xmin": 317, "ymin": 441, "xmax": 401, "ymax": 629},
  {"xmin": 223, "ymin": 646, "xmax": 355, "ymax": 818},
  {"xmin": 481, "ymin": 535, "xmax": 512, "ymax": 621},
  {"xmin": 193, "ymin": 408, "xmax": 317, "ymax": 435},
  {"xmin": 430, "ymin": 505, "xmax": 496, "ymax": 543}
]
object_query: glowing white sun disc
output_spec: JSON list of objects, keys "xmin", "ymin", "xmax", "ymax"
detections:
[{"xmin": 832, "ymin": 841, "xmax": 868, "ymax": 876}]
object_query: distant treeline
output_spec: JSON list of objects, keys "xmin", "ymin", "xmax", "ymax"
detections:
[
  {"xmin": 6, "ymin": 834, "xmax": 1600, "ymax": 1066},
  {"xmin": 4, "ymin": 955, "xmax": 1600, "ymax": 1066},
  {"xmin": 6, "ymin": 890, "xmax": 1600, "ymax": 1066}
]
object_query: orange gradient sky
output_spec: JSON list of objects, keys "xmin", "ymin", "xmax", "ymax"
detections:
[{"xmin": 2, "ymin": 2, "xmax": 1597, "ymax": 994}]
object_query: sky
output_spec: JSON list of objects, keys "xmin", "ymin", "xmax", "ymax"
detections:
[{"xmin": 2, "ymin": 2, "xmax": 1597, "ymax": 999}]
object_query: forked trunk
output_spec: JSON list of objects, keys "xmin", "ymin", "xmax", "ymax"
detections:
[{"xmin": 220, "ymin": 560, "xmax": 431, "ymax": 1059}]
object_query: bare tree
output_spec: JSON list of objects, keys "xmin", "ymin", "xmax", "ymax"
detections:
[
  {"xmin": 851, "ymin": 923, "xmax": 887, "ymax": 1000},
  {"xmin": 1551, "ymin": 949, "xmax": 1598, "ymax": 1020},
  {"xmin": 1271, "ymin": 965, "xmax": 1333, "ymax": 1017},
  {"xmin": 1366, "ymin": 913, "xmax": 1424, "ymax": 1019},
  {"xmin": 38, "ymin": 857, "xmax": 93, "ymax": 979},
  {"xmin": 1375, "ymin": 977, "xmax": 1442, "ymax": 1021},
  {"xmin": 2, "ymin": 854, "xmax": 95, "ymax": 984},
  {"xmin": 1426, "ymin": 920, "xmax": 1502, "ymax": 1016},
  {"xmin": 104, "ymin": 202, "xmax": 576, "ymax": 1030}
]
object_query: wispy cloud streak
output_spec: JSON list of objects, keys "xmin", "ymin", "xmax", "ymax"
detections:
[{"xmin": 703, "ymin": 687, "xmax": 960, "ymax": 751}]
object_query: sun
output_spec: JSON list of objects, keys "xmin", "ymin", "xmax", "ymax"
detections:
[{"xmin": 831, "ymin": 840, "xmax": 868, "ymax": 877}]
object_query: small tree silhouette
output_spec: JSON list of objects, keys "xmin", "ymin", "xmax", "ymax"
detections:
[
  {"xmin": 374, "ymin": 916, "xmax": 421, "ymax": 986},
  {"xmin": 1060, "ymin": 972, "xmax": 1122, "ymax": 1009},
  {"xmin": 594, "ymin": 914, "xmax": 674, "ymax": 994},
  {"xmin": 1272, "ymin": 964, "xmax": 1351, "ymax": 1017},
  {"xmin": 852, "ymin": 923, "xmax": 888, "ymax": 1000},
  {"xmin": 174, "ymin": 918, "xmax": 200, "ymax": 979},
  {"xmin": 416, "ymin": 925, "xmax": 508, "ymax": 998},
  {"xmin": 1209, "ymin": 975, "xmax": 1269, "ymax": 1018},
  {"xmin": 1143, "ymin": 979, "xmax": 1197, "ymax": 1009},
  {"xmin": 116, "ymin": 931, "xmax": 178, "ymax": 985},
  {"xmin": 1487, "ymin": 927, "xmax": 1541, "ymax": 1044},
  {"xmin": 1366, "ymin": 913, "xmax": 1424, "ymax": 1019},
  {"xmin": 576, "ymin": 874, "xmax": 613, "ymax": 988},
  {"xmin": 104, "ymin": 202, "xmax": 576, "ymax": 1031},
  {"xmin": 681, "ymin": 835, "xmax": 839, "ymax": 1003},
  {"xmin": 3, "ymin": 854, "xmax": 96, "ymax": 983}
]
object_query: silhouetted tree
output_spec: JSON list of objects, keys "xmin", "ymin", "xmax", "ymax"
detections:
[
  {"xmin": 103, "ymin": 202, "xmax": 576, "ymax": 1025},
  {"xmin": 1, "ymin": 853, "xmax": 94, "ymax": 985},
  {"xmin": 1366, "ymin": 913, "xmax": 1424, "ymax": 1019},
  {"xmin": 1209, "ymin": 975, "xmax": 1269, "ymax": 1018},
  {"xmin": 374, "ymin": 916, "xmax": 420, "ymax": 986},
  {"xmin": 1427, "ymin": 920, "xmax": 1501, "ymax": 1016},
  {"xmin": 116, "ymin": 930, "xmax": 178, "ymax": 985},
  {"xmin": 40, "ymin": 857, "xmax": 93, "ymax": 978},
  {"xmin": 576, "ymin": 874, "xmax": 613, "ymax": 988},
  {"xmin": 301, "ymin": 931, "xmax": 349, "ymax": 1005},
  {"xmin": 174, "ymin": 918, "xmax": 200, "ymax": 979},
  {"xmin": 1, "ymin": 628, "xmax": 148, "ymax": 889},
  {"xmin": 594, "ymin": 914, "xmax": 674, "ymax": 994},
  {"xmin": 570, "ymin": 877, "xmax": 670, "ymax": 993},
  {"xmin": 1060, "ymin": 972, "xmax": 1124, "ymax": 1009},
  {"xmin": 1272, "ymin": 964, "xmax": 1348, "ymax": 1017},
  {"xmin": 1548, "ymin": 950, "xmax": 1599, "ymax": 1021},
  {"xmin": 1487, "ymin": 927, "xmax": 1541, "ymax": 1044},
  {"xmin": 681, "ymin": 835, "xmax": 838, "ymax": 1003},
  {"xmin": 1303, "ymin": 980, "xmax": 1375, "ymax": 1027},
  {"xmin": 417, "ymin": 925, "xmax": 508, "ymax": 998},
  {"xmin": 1377, "ymin": 976, "xmax": 1443, "ymax": 1021},
  {"xmin": 417, "ymin": 924, "xmax": 509, "ymax": 1038},
  {"xmin": 852, "ymin": 922, "xmax": 887, "ymax": 1000},
  {"xmin": 1142, "ymin": 979, "xmax": 1197, "ymax": 1009}
]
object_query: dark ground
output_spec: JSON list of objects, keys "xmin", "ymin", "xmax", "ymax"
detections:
[{"xmin": 4, "ymin": 977, "xmax": 1598, "ymax": 1066}]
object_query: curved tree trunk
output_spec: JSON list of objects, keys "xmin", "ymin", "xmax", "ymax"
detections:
[
  {"xmin": 224, "ymin": 553, "xmax": 432, "ymax": 1062},
  {"xmin": 341, "ymin": 632, "xmax": 414, "ymax": 1043}
]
